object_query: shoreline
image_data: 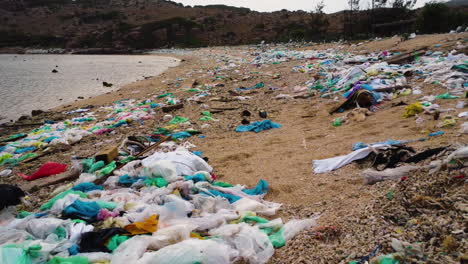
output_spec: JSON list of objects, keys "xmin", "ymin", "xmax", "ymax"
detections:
[
  {"xmin": 51, "ymin": 53, "xmax": 187, "ymax": 113},
  {"xmin": 0, "ymin": 54, "xmax": 181, "ymax": 124}
]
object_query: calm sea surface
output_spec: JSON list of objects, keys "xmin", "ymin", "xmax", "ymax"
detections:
[{"xmin": 0, "ymin": 54, "xmax": 179, "ymax": 123}]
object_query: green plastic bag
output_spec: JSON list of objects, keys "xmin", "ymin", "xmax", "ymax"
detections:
[
  {"xmin": 157, "ymin": 93, "xmax": 173, "ymax": 98},
  {"xmin": 0, "ymin": 153, "xmax": 13, "ymax": 164},
  {"xmin": 212, "ymin": 181, "xmax": 234, "ymax": 188},
  {"xmin": 199, "ymin": 111, "xmax": 214, "ymax": 121},
  {"xmin": 169, "ymin": 116, "xmax": 189, "ymax": 125},
  {"xmin": 96, "ymin": 201, "xmax": 117, "ymax": 210},
  {"xmin": 435, "ymin": 92, "xmax": 459, "ymax": 99},
  {"xmin": 333, "ymin": 117, "xmax": 342, "ymax": 127},
  {"xmin": 81, "ymin": 158, "xmax": 94, "ymax": 173},
  {"xmin": 241, "ymin": 215, "xmax": 269, "ymax": 224},
  {"xmin": 40, "ymin": 190, "xmax": 87, "ymax": 211},
  {"xmin": 268, "ymin": 227, "xmax": 286, "ymax": 248},
  {"xmin": 47, "ymin": 256, "xmax": 89, "ymax": 264},
  {"xmin": 90, "ymin": 160, "xmax": 106, "ymax": 173},
  {"xmin": 97, "ymin": 161, "xmax": 116, "ymax": 177},
  {"xmin": 106, "ymin": 235, "xmax": 130, "ymax": 252},
  {"xmin": 0, "ymin": 244, "xmax": 42, "ymax": 264},
  {"xmin": 144, "ymin": 177, "xmax": 168, "ymax": 187}
]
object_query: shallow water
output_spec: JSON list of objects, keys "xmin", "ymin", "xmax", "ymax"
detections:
[{"xmin": 0, "ymin": 54, "xmax": 179, "ymax": 123}]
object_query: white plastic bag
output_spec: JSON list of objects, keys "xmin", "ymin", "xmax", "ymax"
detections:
[
  {"xmin": 210, "ymin": 223, "xmax": 274, "ymax": 264},
  {"xmin": 282, "ymin": 219, "xmax": 317, "ymax": 241},
  {"xmin": 232, "ymin": 198, "xmax": 281, "ymax": 216},
  {"xmin": 111, "ymin": 236, "xmax": 151, "ymax": 264},
  {"xmin": 313, "ymin": 144, "xmax": 389, "ymax": 173},
  {"xmin": 142, "ymin": 150, "xmax": 213, "ymax": 176},
  {"xmin": 141, "ymin": 160, "xmax": 180, "ymax": 183},
  {"xmin": 136, "ymin": 239, "xmax": 237, "ymax": 264},
  {"xmin": 362, "ymin": 165, "xmax": 420, "ymax": 185}
]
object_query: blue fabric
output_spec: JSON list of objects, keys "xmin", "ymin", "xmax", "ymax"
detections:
[
  {"xmin": 429, "ymin": 131, "xmax": 444, "ymax": 137},
  {"xmin": 118, "ymin": 175, "xmax": 146, "ymax": 186},
  {"xmin": 192, "ymin": 151, "xmax": 203, "ymax": 157},
  {"xmin": 203, "ymin": 190, "xmax": 241, "ymax": 203},
  {"xmin": 243, "ymin": 179, "xmax": 269, "ymax": 195},
  {"xmin": 72, "ymin": 182, "xmax": 103, "ymax": 193},
  {"xmin": 43, "ymin": 136, "xmax": 59, "ymax": 143},
  {"xmin": 171, "ymin": 132, "xmax": 192, "ymax": 139},
  {"xmin": 184, "ymin": 173, "xmax": 207, "ymax": 183},
  {"xmin": 14, "ymin": 146, "xmax": 36, "ymax": 154},
  {"xmin": 68, "ymin": 244, "xmax": 80, "ymax": 255},
  {"xmin": 63, "ymin": 200, "xmax": 101, "ymax": 221},
  {"xmin": 235, "ymin": 120, "xmax": 282, "ymax": 133}
]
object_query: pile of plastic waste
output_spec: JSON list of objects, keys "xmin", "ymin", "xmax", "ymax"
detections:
[
  {"xmin": 0, "ymin": 98, "xmax": 179, "ymax": 168},
  {"xmin": 0, "ymin": 140, "xmax": 316, "ymax": 264},
  {"xmin": 251, "ymin": 48, "xmax": 467, "ymax": 102}
]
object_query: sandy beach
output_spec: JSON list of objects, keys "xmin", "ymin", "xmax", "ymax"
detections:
[{"xmin": 1, "ymin": 32, "xmax": 467, "ymax": 263}]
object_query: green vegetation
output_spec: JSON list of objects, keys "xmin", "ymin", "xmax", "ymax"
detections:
[
  {"xmin": 416, "ymin": 2, "xmax": 468, "ymax": 33},
  {"xmin": 0, "ymin": 30, "xmax": 66, "ymax": 48},
  {"xmin": 196, "ymin": 5, "xmax": 251, "ymax": 13}
]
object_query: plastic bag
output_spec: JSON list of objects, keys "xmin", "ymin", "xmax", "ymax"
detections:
[
  {"xmin": 460, "ymin": 122, "xmax": 468, "ymax": 134},
  {"xmin": 141, "ymin": 160, "xmax": 179, "ymax": 183},
  {"xmin": 110, "ymin": 236, "xmax": 151, "ymax": 264},
  {"xmin": 157, "ymin": 195, "xmax": 194, "ymax": 228},
  {"xmin": 124, "ymin": 215, "xmax": 158, "ymax": 235},
  {"xmin": 23, "ymin": 218, "xmax": 69, "ymax": 240},
  {"xmin": 50, "ymin": 194, "xmax": 81, "ymax": 215},
  {"xmin": 0, "ymin": 169, "xmax": 12, "ymax": 177},
  {"xmin": 74, "ymin": 173, "xmax": 97, "ymax": 185},
  {"xmin": 313, "ymin": 144, "xmax": 390, "ymax": 173},
  {"xmin": 0, "ymin": 243, "xmax": 42, "ymax": 264},
  {"xmin": 146, "ymin": 223, "xmax": 197, "ymax": 250},
  {"xmin": 192, "ymin": 194, "xmax": 232, "ymax": 214},
  {"xmin": 232, "ymin": 198, "xmax": 281, "ymax": 216},
  {"xmin": 142, "ymin": 150, "xmax": 212, "ymax": 176},
  {"xmin": 269, "ymin": 219, "xmax": 317, "ymax": 248},
  {"xmin": 0, "ymin": 184, "xmax": 25, "ymax": 210},
  {"xmin": 47, "ymin": 256, "xmax": 89, "ymax": 264},
  {"xmin": 136, "ymin": 239, "xmax": 237, "ymax": 264},
  {"xmin": 113, "ymin": 160, "xmax": 142, "ymax": 177},
  {"xmin": 76, "ymin": 252, "xmax": 111, "ymax": 263},
  {"xmin": 0, "ymin": 227, "xmax": 31, "ymax": 245},
  {"xmin": 362, "ymin": 166, "xmax": 420, "ymax": 185},
  {"xmin": 18, "ymin": 162, "xmax": 67, "ymax": 181},
  {"xmin": 68, "ymin": 222, "xmax": 94, "ymax": 244},
  {"xmin": 210, "ymin": 223, "xmax": 273, "ymax": 264}
]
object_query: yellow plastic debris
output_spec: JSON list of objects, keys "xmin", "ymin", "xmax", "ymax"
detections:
[{"xmin": 403, "ymin": 102, "xmax": 424, "ymax": 118}]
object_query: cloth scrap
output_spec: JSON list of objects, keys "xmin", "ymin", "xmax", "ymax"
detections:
[{"xmin": 235, "ymin": 120, "xmax": 282, "ymax": 133}]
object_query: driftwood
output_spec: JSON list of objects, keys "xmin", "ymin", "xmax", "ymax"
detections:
[
  {"xmin": 385, "ymin": 48, "xmax": 427, "ymax": 64},
  {"xmin": 21, "ymin": 169, "xmax": 81, "ymax": 193},
  {"xmin": 372, "ymin": 85, "xmax": 411, "ymax": 93},
  {"xmin": 0, "ymin": 123, "xmax": 44, "ymax": 128}
]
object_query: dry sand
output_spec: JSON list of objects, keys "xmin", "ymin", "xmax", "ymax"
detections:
[{"xmin": 1, "ymin": 33, "xmax": 467, "ymax": 263}]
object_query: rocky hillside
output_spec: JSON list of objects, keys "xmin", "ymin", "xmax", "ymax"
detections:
[
  {"xmin": 1, "ymin": 0, "xmax": 463, "ymax": 51},
  {"xmin": 0, "ymin": 0, "xmax": 343, "ymax": 51}
]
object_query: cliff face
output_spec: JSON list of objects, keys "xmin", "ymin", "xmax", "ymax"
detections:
[
  {"xmin": 0, "ymin": 0, "xmax": 344, "ymax": 50},
  {"xmin": 4, "ymin": 0, "xmax": 444, "ymax": 51}
]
